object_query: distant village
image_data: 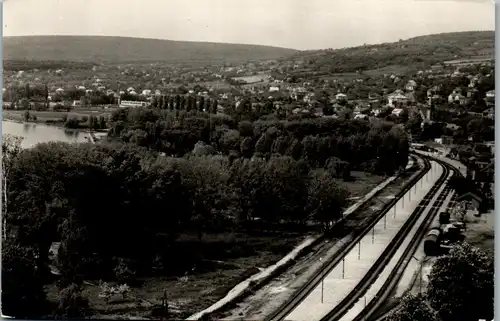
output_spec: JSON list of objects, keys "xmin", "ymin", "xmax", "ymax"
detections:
[{"xmin": 3, "ymin": 57, "xmax": 495, "ymax": 138}]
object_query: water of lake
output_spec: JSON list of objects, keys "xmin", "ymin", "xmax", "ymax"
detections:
[{"xmin": 2, "ymin": 121, "xmax": 89, "ymax": 148}]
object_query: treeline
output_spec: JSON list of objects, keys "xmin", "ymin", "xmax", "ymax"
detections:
[
  {"xmin": 149, "ymin": 94, "xmax": 219, "ymax": 113},
  {"xmin": 63, "ymin": 114, "xmax": 108, "ymax": 130},
  {"xmin": 4, "ymin": 141, "xmax": 350, "ymax": 317},
  {"xmin": 108, "ymin": 108, "xmax": 409, "ymax": 175}
]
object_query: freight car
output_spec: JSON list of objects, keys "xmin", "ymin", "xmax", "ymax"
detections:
[{"xmin": 424, "ymin": 228, "xmax": 442, "ymax": 256}]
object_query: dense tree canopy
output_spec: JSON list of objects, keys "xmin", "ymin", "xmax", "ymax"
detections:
[
  {"xmin": 426, "ymin": 242, "xmax": 494, "ymax": 321},
  {"xmin": 107, "ymin": 108, "xmax": 409, "ymax": 175},
  {"xmin": 385, "ymin": 294, "xmax": 438, "ymax": 321},
  {"xmin": 5, "ymin": 141, "xmax": 354, "ymax": 288}
]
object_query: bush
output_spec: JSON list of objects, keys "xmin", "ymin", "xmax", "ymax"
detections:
[
  {"xmin": 114, "ymin": 258, "xmax": 136, "ymax": 283},
  {"xmin": 64, "ymin": 117, "xmax": 80, "ymax": 129},
  {"xmin": 55, "ymin": 283, "xmax": 89, "ymax": 318},
  {"xmin": 325, "ymin": 157, "xmax": 351, "ymax": 180},
  {"xmin": 2, "ymin": 239, "xmax": 47, "ymax": 318}
]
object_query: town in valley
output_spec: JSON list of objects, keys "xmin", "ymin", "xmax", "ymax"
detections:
[{"xmin": 1, "ymin": 1, "xmax": 495, "ymax": 321}]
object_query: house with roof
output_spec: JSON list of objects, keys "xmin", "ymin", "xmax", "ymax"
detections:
[
  {"xmin": 448, "ymin": 91, "xmax": 466, "ymax": 105},
  {"xmin": 335, "ymin": 93, "xmax": 348, "ymax": 101},
  {"xmin": 391, "ymin": 108, "xmax": 405, "ymax": 117},
  {"xmin": 485, "ymin": 90, "xmax": 495, "ymax": 99},
  {"xmin": 354, "ymin": 113, "xmax": 368, "ymax": 120},
  {"xmin": 455, "ymin": 191, "xmax": 484, "ymax": 213},
  {"xmin": 388, "ymin": 90, "xmax": 408, "ymax": 107},
  {"xmin": 427, "ymin": 85, "xmax": 441, "ymax": 98},
  {"xmin": 405, "ymin": 80, "xmax": 417, "ymax": 92},
  {"xmin": 468, "ymin": 76, "xmax": 479, "ymax": 88}
]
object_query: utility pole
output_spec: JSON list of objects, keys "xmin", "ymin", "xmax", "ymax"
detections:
[
  {"xmin": 163, "ymin": 289, "xmax": 169, "ymax": 319},
  {"xmin": 342, "ymin": 257, "xmax": 345, "ymax": 279},
  {"xmin": 321, "ymin": 278, "xmax": 324, "ymax": 303}
]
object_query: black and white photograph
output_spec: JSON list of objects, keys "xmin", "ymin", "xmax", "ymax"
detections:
[{"xmin": 1, "ymin": 0, "xmax": 495, "ymax": 320}]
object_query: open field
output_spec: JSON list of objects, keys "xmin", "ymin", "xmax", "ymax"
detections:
[{"xmin": 45, "ymin": 232, "xmax": 303, "ymax": 320}]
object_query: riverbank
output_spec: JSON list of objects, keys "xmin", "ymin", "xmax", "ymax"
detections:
[
  {"xmin": 3, "ymin": 109, "xmax": 112, "ymax": 133},
  {"xmin": 2, "ymin": 120, "xmax": 91, "ymax": 148}
]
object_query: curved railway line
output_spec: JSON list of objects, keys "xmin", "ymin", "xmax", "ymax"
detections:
[
  {"xmin": 267, "ymin": 155, "xmax": 460, "ymax": 321},
  {"xmin": 266, "ymin": 153, "xmax": 433, "ymax": 321},
  {"xmin": 324, "ymin": 158, "xmax": 457, "ymax": 321}
]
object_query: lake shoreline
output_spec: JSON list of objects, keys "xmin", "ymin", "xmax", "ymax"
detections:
[
  {"xmin": 3, "ymin": 112, "xmax": 109, "ymax": 134},
  {"xmin": 2, "ymin": 120, "xmax": 101, "ymax": 148}
]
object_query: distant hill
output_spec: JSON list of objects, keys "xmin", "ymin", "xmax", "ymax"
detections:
[
  {"xmin": 284, "ymin": 31, "xmax": 495, "ymax": 74},
  {"xmin": 3, "ymin": 35, "xmax": 298, "ymax": 65}
]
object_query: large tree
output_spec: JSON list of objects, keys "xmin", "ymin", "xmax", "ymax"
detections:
[
  {"xmin": 2, "ymin": 238, "xmax": 47, "ymax": 318},
  {"xmin": 427, "ymin": 242, "xmax": 494, "ymax": 321},
  {"xmin": 385, "ymin": 294, "xmax": 438, "ymax": 321},
  {"xmin": 2, "ymin": 134, "xmax": 23, "ymax": 239}
]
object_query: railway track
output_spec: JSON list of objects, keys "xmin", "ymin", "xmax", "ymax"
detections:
[
  {"xmin": 318, "ymin": 156, "xmax": 451, "ymax": 321},
  {"xmin": 369, "ymin": 163, "xmax": 460, "ymax": 321},
  {"xmin": 266, "ymin": 154, "xmax": 432, "ymax": 321}
]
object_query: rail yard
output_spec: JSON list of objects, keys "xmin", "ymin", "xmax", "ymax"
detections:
[{"xmin": 262, "ymin": 154, "xmax": 464, "ymax": 321}]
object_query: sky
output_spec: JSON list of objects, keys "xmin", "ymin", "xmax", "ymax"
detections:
[{"xmin": 2, "ymin": 0, "xmax": 495, "ymax": 50}]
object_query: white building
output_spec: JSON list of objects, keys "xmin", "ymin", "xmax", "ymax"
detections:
[
  {"xmin": 388, "ymin": 90, "xmax": 408, "ymax": 106},
  {"xmin": 392, "ymin": 108, "xmax": 405, "ymax": 117},
  {"xmin": 335, "ymin": 93, "xmax": 348, "ymax": 101},
  {"xmin": 119, "ymin": 100, "xmax": 148, "ymax": 108}
]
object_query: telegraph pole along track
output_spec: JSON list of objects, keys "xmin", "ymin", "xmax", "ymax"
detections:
[
  {"xmin": 321, "ymin": 159, "xmax": 456, "ymax": 321},
  {"xmin": 201, "ymin": 156, "xmax": 425, "ymax": 321},
  {"xmin": 264, "ymin": 154, "xmax": 434, "ymax": 321}
]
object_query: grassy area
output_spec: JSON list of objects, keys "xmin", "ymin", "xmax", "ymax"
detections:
[
  {"xmin": 341, "ymin": 171, "xmax": 386, "ymax": 200},
  {"xmin": 43, "ymin": 171, "xmax": 387, "ymax": 320}
]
